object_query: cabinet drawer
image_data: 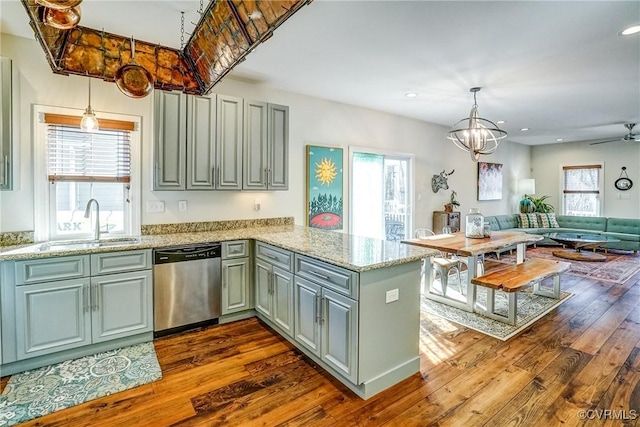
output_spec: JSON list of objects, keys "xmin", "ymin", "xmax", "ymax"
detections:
[
  {"xmin": 222, "ymin": 240, "xmax": 249, "ymax": 259},
  {"xmin": 15, "ymin": 255, "xmax": 89, "ymax": 285},
  {"xmin": 294, "ymin": 255, "xmax": 358, "ymax": 299},
  {"xmin": 255, "ymin": 242, "xmax": 293, "ymax": 271},
  {"xmin": 91, "ymin": 250, "xmax": 151, "ymax": 275}
]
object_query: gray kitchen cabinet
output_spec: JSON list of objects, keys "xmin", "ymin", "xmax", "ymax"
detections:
[
  {"xmin": 15, "ymin": 278, "xmax": 92, "ymax": 360},
  {"xmin": 255, "ymin": 242, "xmax": 294, "ymax": 337},
  {"xmin": 294, "ymin": 269, "xmax": 358, "ymax": 383},
  {"xmin": 216, "ymin": 95, "xmax": 243, "ymax": 190},
  {"xmin": 186, "ymin": 95, "xmax": 216, "ymax": 190},
  {"xmin": 91, "ymin": 270, "xmax": 153, "ymax": 343},
  {"xmin": 242, "ymin": 101, "xmax": 289, "ymax": 190},
  {"xmin": 154, "ymin": 91, "xmax": 288, "ymax": 192},
  {"xmin": 6, "ymin": 250, "xmax": 153, "ymax": 363},
  {"xmin": 154, "ymin": 90, "xmax": 187, "ymax": 190},
  {"xmin": 222, "ymin": 240, "xmax": 251, "ymax": 315},
  {"xmin": 267, "ymin": 103, "xmax": 289, "ymax": 190},
  {"xmin": 0, "ymin": 57, "xmax": 12, "ymax": 191},
  {"xmin": 243, "ymin": 100, "xmax": 268, "ymax": 190}
]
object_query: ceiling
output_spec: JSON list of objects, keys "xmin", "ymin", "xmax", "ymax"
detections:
[{"xmin": 1, "ymin": 0, "xmax": 639, "ymax": 146}]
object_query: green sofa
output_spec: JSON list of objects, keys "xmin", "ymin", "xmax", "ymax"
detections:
[{"xmin": 484, "ymin": 214, "xmax": 640, "ymax": 256}]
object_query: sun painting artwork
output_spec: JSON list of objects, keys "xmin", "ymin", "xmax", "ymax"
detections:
[{"xmin": 315, "ymin": 158, "xmax": 337, "ymax": 186}]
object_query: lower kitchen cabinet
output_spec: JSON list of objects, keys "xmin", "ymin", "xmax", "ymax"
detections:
[
  {"xmin": 255, "ymin": 258, "xmax": 294, "ymax": 337},
  {"xmin": 91, "ymin": 270, "xmax": 153, "ymax": 343},
  {"xmin": 15, "ymin": 278, "xmax": 91, "ymax": 359},
  {"xmin": 221, "ymin": 257, "xmax": 251, "ymax": 315},
  {"xmin": 294, "ymin": 275, "xmax": 358, "ymax": 383},
  {"xmin": 2, "ymin": 250, "xmax": 153, "ymax": 369},
  {"xmin": 14, "ymin": 270, "xmax": 152, "ymax": 360}
]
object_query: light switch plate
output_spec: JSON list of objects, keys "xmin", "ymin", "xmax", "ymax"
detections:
[
  {"xmin": 146, "ymin": 201, "xmax": 165, "ymax": 213},
  {"xmin": 178, "ymin": 200, "xmax": 188, "ymax": 211}
]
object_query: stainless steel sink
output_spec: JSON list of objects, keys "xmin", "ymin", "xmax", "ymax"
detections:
[{"xmin": 37, "ymin": 237, "xmax": 141, "ymax": 252}]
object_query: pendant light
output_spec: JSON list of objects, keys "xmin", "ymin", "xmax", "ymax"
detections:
[
  {"xmin": 446, "ymin": 87, "xmax": 507, "ymax": 162},
  {"xmin": 80, "ymin": 79, "xmax": 99, "ymax": 132}
]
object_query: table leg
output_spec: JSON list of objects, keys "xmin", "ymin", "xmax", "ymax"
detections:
[{"xmin": 516, "ymin": 242, "xmax": 526, "ymax": 264}]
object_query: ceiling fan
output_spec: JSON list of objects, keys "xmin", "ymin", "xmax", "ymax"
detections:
[{"xmin": 590, "ymin": 123, "xmax": 640, "ymax": 145}]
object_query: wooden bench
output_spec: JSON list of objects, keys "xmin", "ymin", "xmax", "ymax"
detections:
[{"xmin": 471, "ymin": 258, "xmax": 571, "ymax": 325}]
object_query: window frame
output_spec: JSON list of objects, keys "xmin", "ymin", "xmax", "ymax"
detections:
[
  {"xmin": 560, "ymin": 163, "xmax": 604, "ymax": 217},
  {"xmin": 33, "ymin": 105, "xmax": 141, "ymax": 242}
]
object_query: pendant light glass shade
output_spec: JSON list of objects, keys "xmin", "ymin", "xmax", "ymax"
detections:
[
  {"xmin": 447, "ymin": 87, "xmax": 507, "ymax": 162},
  {"xmin": 80, "ymin": 79, "xmax": 99, "ymax": 132}
]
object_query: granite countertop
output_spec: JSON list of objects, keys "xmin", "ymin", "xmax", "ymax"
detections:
[{"xmin": 0, "ymin": 225, "xmax": 436, "ymax": 272}]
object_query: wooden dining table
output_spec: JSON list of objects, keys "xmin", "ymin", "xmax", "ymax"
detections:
[{"xmin": 402, "ymin": 230, "xmax": 543, "ymax": 312}]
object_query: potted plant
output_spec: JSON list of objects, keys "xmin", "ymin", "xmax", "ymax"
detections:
[
  {"xmin": 523, "ymin": 195, "xmax": 554, "ymax": 213},
  {"xmin": 444, "ymin": 190, "xmax": 460, "ymax": 212}
]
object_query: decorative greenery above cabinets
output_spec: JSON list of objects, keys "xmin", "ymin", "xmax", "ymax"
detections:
[{"xmin": 153, "ymin": 91, "xmax": 289, "ymax": 191}]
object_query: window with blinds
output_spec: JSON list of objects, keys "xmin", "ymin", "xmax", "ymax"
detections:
[
  {"xmin": 562, "ymin": 164, "xmax": 602, "ymax": 216},
  {"xmin": 45, "ymin": 114, "xmax": 132, "ymax": 183},
  {"xmin": 43, "ymin": 113, "xmax": 135, "ymax": 239}
]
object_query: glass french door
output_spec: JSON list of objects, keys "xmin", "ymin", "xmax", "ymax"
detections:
[{"xmin": 350, "ymin": 149, "xmax": 413, "ymax": 241}]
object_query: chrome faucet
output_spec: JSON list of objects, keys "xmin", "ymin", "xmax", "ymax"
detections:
[{"xmin": 84, "ymin": 199, "xmax": 101, "ymax": 241}]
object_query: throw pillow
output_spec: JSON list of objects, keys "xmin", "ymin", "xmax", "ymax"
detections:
[
  {"xmin": 518, "ymin": 213, "xmax": 539, "ymax": 228},
  {"xmin": 537, "ymin": 212, "xmax": 560, "ymax": 228}
]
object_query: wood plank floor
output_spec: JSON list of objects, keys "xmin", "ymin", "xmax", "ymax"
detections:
[{"xmin": 3, "ymin": 269, "xmax": 640, "ymax": 426}]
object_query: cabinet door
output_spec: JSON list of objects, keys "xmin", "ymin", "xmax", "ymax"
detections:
[
  {"xmin": 187, "ymin": 95, "xmax": 216, "ymax": 190},
  {"xmin": 0, "ymin": 57, "xmax": 12, "ymax": 191},
  {"xmin": 91, "ymin": 270, "xmax": 153, "ymax": 343},
  {"xmin": 222, "ymin": 258, "xmax": 250, "ymax": 315},
  {"xmin": 272, "ymin": 267, "xmax": 294, "ymax": 337},
  {"xmin": 267, "ymin": 103, "xmax": 289, "ymax": 190},
  {"xmin": 254, "ymin": 259, "xmax": 272, "ymax": 318},
  {"xmin": 15, "ymin": 278, "xmax": 91, "ymax": 360},
  {"xmin": 294, "ymin": 276, "xmax": 321, "ymax": 356},
  {"xmin": 243, "ymin": 100, "xmax": 268, "ymax": 190},
  {"xmin": 216, "ymin": 95, "xmax": 243, "ymax": 189},
  {"xmin": 154, "ymin": 91, "xmax": 186, "ymax": 190},
  {"xmin": 321, "ymin": 288, "xmax": 358, "ymax": 383}
]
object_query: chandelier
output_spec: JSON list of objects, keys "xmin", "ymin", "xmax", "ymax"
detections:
[{"xmin": 447, "ymin": 87, "xmax": 507, "ymax": 162}]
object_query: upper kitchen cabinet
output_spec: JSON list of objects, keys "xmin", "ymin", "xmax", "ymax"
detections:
[
  {"xmin": 216, "ymin": 95, "xmax": 243, "ymax": 190},
  {"xmin": 154, "ymin": 91, "xmax": 288, "ymax": 192},
  {"xmin": 243, "ymin": 101, "xmax": 289, "ymax": 190},
  {"xmin": 186, "ymin": 95, "xmax": 216, "ymax": 190},
  {"xmin": 268, "ymin": 104, "xmax": 289, "ymax": 190},
  {"xmin": 0, "ymin": 57, "xmax": 12, "ymax": 191},
  {"xmin": 154, "ymin": 91, "xmax": 186, "ymax": 190}
]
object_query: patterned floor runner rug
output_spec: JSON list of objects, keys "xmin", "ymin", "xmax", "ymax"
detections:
[
  {"xmin": 421, "ymin": 275, "xmax": 573, "ymax": 341},
  {"xmin": 0, "ymin": 341, "xmax": 162, "ymax": 426},
  {"xmin": 491, "ymin": 246, "xmax": 640, "ymax": 284}
]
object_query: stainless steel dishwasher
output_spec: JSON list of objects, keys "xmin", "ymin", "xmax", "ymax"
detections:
[{"xmin": 153, "ymin": 243, "xmax": 221, "ymax": 337}]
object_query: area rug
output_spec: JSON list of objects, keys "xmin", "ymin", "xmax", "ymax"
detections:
[
  {"xmin": 0, "ymin": 341, "xmax": 162, "ymax": 426},
  {"xmin": 492, "ymin": 246, "xmax": 640, "ymax": 284},
  {"xmin": 421, "ymin": 276, "xmax": 573, "ymax": 341}
]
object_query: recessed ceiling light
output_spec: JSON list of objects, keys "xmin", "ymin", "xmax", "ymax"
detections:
[
  {"xmin": 520, "ymin": 128, "xmax": 529, "ymax": 132},
  {"xmin": 621, "ymin": 24, "xmax": 640, "ymax": 36},
  {"xmin": 404, "ymin": 92, "xmax": 418, "ymax": 98},
  {"xmin": 556, "ymin": 138, "xmax": 564, "ymax": 142},
  {"xmin": 497, "ymin": 120, "xmax": 506, "ymax": 124}
]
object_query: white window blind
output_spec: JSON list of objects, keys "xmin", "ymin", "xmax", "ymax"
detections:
[{"xmin": 45, "ymin": 113, "xmax": 133, "ymax": 183}]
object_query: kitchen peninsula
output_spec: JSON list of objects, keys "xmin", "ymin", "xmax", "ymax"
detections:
[{"xmin": 0, "ymin": 219, "xmax": 436, "ymax": 399}]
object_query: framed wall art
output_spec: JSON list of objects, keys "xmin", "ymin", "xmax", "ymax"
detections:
[
  {"xmin": 306, "ymin": 145, "xmax": 343, "ymax": 230},
  {"xmin": 477, "ymin": 161, "xmax": 503, "ymax": 201}
]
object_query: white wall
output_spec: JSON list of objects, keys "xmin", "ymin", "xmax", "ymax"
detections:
[
  {"xmin": 531, "ymin": 141, "xmax": 640, "ymax": 219},
  {"xmin": 1, "ymin": 33, "xmax": 530, "ymax": 234}
]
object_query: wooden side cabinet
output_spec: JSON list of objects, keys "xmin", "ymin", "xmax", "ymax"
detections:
[{"xmin": 433, "ymin": 211, "xmax": 460, "ymax": 233}]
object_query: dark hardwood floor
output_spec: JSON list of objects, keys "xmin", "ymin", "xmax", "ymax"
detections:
[{"xmin": 3, "ymin": 269, "xmax": 640, "ymax": 426}]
